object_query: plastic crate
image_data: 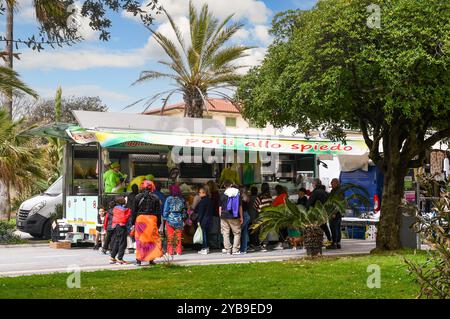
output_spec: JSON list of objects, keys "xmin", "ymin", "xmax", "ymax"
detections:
[
  {"xmin": 51, "ymin": 221, "xmax": 73, "ymax": 242},
  {"xmin": 346, "ymin": 226, "xmax": 366, "ymax": 239},
  {"xmin": 365, "ymin": 225, "xmax": 377, "ymax": 240}
]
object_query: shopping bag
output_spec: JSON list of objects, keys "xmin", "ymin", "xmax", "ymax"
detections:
[{"xmin": 193, "ymin": 224, "xmax": 203, "ymax": 244}]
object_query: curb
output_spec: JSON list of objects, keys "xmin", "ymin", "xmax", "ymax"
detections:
[
  {"xmin": 0, "ymin": 243, "xmax": 49, "ymax": 248},
  {"xmin": 0, "ymin": 251, "xmax": 371, "ymax": 277}
]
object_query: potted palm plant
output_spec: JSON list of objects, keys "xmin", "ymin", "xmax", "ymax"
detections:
[{"xmin": 251, "ymin": 199, "xmax": 346, "ymax": 257}]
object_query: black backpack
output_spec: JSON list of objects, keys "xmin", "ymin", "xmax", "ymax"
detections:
[{"xmin": 137, "ymin": 192, "xmax": 160, "ymax": 214}]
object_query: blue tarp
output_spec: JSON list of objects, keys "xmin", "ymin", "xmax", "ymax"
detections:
[{"xmin": 339, "ymin": 165, "xmax": 384, "ymax": 213}]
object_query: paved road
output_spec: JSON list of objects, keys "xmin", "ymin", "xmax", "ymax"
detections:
[{"xmin": 0, "ymin": 239, "xmax": 376, "ymax": 277}]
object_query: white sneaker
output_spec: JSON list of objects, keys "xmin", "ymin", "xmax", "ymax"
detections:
[
  {"xmin": 198, "ymin": 249, "xmax": 208, "ymax": 255},
  {"xmin": 221, "ymin": 249, "xmax": 228, "ymax": 253},
  {"xmin": 273, "ymin": 243, "xmax": 284, "ymax": 250},
  {"xmin": 232, "ymin": 251, "xmax": 242, "ymax": 255}
]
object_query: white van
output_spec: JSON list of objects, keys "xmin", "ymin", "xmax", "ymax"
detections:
[{"xmin": 16, "ymin": 176, "xmax": 63, "ymax": 239}]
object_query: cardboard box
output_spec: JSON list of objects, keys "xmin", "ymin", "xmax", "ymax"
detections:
[{"xmin": 49, "ymin": 241, "xmax": 72, "ymax": 249}]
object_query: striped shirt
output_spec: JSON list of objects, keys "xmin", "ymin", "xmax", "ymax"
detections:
[{"xmin": 253, "ymin": 193, "xmax": 273, "ymax": 213}]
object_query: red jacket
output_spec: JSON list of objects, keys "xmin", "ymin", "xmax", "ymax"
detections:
[
  {"xmin": 111, "ymin": 205, "xmax": 131, "ymax": 228},
  {"xmin": 272, "ymin": 193, "xmax": 287, "ymax": 207}
]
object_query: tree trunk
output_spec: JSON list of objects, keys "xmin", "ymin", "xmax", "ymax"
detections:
[
  {"xmin": 375, "ymin": 166, "xmax": 406, "ymax": 250},
  {"xmin": 6, "ymin": 182, "xmax": 11, "ymax": 221},
  {"xmin": 4, "ymin": 2, "xmax": 14, "ymax": 119},
  {"xmin": 183, "ymin": 88, "xmax": 204, "ymax": 118},
  {"xmin": 0, "ymin": 180, "xmax": 9, "ymax": 220}
]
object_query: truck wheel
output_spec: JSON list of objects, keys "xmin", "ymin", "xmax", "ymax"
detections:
[{"xmin": 41, "ymin": 220, "xmax": 52, "ymax": 240}]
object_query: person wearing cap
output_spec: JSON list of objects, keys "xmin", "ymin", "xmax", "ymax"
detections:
[
  {"xmin": 131, "ymin": 180, "xmax": 163, "ymax": 265},
  {"xmin": 103, "ymin": 162, "xmax": 126, "ymax": 193}
]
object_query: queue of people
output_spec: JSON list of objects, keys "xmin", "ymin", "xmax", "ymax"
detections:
[
  {"xmin": 96, "ymin": 177, "xmax": 343, "ymax": 265},
  {"xmin": 100, "ymin": 180, "xmax": 166, "ymax": 265}
]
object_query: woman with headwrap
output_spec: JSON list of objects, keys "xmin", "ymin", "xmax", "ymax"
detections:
[
  {"xmin": 162, "ymin": 184, "xmax": 187, "ymax": 255},
  {"xmin": 131, "ymin": 180, "xmax": 163, "ymax": 265}
]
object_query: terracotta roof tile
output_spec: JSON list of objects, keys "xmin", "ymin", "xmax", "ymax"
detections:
[{"xmin": 144, "ymin": 98, "xmax": 241, "ymax": 115}]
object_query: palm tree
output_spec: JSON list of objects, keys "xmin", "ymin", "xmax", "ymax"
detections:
[
  {"xmin": 0, "ymin": 110, "xmax": 46, "ymax": 220},
  {"xmin": 132, "ymin": 0, "xmax": 251, "ymax": 118},
  {"xmin": 3, "ymin": 0, "xmax": 66, "ymax": 119},
  {"xmin": 250, "ymin": 184, "xmax": 370, "ymax": 257},
  {"xmin": 251, "ymin": 199, "xmax": 346, "ymax": 257}
]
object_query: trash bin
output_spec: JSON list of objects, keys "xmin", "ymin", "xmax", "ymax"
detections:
[{"xmin": 400, "ymin": 214, "xmax": 420, "ymax": 249}]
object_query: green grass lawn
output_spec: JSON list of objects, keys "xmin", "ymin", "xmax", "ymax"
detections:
[{"xmin": 0, "ymin": 252, "xmax": 425, "ymax": 299}]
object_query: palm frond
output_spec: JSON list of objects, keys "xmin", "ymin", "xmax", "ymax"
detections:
[
  {"xmin": 187, "ymin": 46, "xmax": 201, "ymax": 76},
  {"xmin": 122, "ymin": 96, "xmax": 154, "ymax": 110},
  {"xmin": 210, "ymin": 46, "xmax": 250, "ymax": 71},
  {"xmin": 205, "ymin": 74, "xmax": 243, "ymax": 87},
  {"xmin": 161, "ymin": 5, "xmax": 187, "ymax": 55},
  {"xmin": 159, "ymin": 89, "xmax": 182, "ymax": 114},
  {"xmin": 252, "ymin": 198, "xmax": 348, "ymax": 241},
  {"xmin": 0, "ymin": 109, "xmax": 46, "ymax": 192},
  {"xmin": 0, "ymin": 66, "xmax": 38, "ymax": 98},
  {"xmin": 209, "ymin": 13, "xmax": 234, "ymax": 44},
  {"xmin": 132, "ymin": 71, "xmax": 180, "ymax": 85},
  {"xmin": 33, "ymin": 0, "xmax": 66, "ymax": 24},
  {"xmin": 201, "ymin": 23, "xmax": 245, "ymax": 69},
  {"xmin": 149, "ymin": 28, "xmax": 189, "ymax": 78},
  {"xmin": 123, "ymin": 89, "xmax": 180, "ymax": 111},
  {"xmin": 141, "ymin": 88, "xmax": 182, "ymax": 114},
  {"xmin": 190, "ymin": 0, "xmax": 211, "ymax": 56}
]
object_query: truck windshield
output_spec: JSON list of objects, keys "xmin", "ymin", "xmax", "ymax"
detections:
[{"xmin": 44, "ymin": 177, "xmax": 63, "ymax": 195}]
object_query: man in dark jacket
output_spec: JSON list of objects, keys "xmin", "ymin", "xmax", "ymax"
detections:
[
  {"xmin": 126, "ymin": 184, "xmax": 139, "ymax": 210},
  {"xmin": 327, "ymin": 178, "xmax": 344, "ymax": 249},
  {"xmin": 297, "ymin": 187, "xmax": 308, "ymax": 207},
  {"xmin": 306, "ymin": 178, "xmax": 332, "ymax": 243}
]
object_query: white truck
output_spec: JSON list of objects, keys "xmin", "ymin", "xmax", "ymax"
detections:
[{"xmin": 16, "ymin": 177, "xmax": 63, "ymax": 239}]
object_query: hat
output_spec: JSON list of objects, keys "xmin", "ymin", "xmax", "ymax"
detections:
[
  {"xmin": 141, "ymin": 180, "xmax": 155, "ymax": 192},
  {"xmin": 169, "ymin": 184, "xmax": 182, "ymax": 197},
  {"xmin": 110, "ymin": 162, "xmax": 120, "ymax": 169}
]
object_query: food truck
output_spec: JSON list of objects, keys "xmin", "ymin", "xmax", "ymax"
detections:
[{"xmin": 24, "ymin": 110, "xmax": 369, "ymax": 242}]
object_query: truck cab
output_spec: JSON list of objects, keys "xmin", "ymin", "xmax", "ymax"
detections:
[{"xmin": 16, "ymin": 176, "xmax": 63, "ymax": 239}]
